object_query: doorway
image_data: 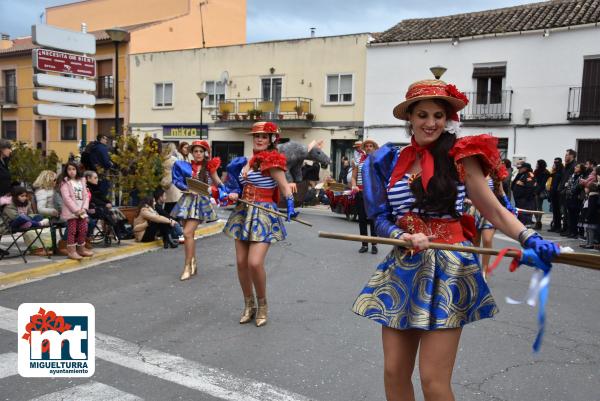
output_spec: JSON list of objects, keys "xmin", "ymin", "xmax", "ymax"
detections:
[
  {"xmin": 212, "ymin": 141, "xmax": 244, "ymax": 179},
  {"xmin": 35, "ymin": 120, "xmax": 47, "ymax": 156},
  {"xmin": 331, "ymin": 139, "xmax": 356, "ymax": 183},
  {"xmin": 261, "ymin": 77, "xmax": 282, "ymax": 119}
]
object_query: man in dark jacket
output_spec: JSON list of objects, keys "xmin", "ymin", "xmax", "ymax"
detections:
[
  {"xmin": 558, "ymin": 149, "xmax": 577, "ymax": 234},
  {"xmin": 0, "ymin": 139, "xmax": 12, "ymax": 198},
  {"xmin": 83, "ymin": 134, "xmax": 114, "ymax": 197},
  {"xmin": 512, "ymin": 162, "xmax": 536, "ymax": 226},
  {"xmin": 549, "ymin": 157, "xmax": 564, "ymax": 232}
]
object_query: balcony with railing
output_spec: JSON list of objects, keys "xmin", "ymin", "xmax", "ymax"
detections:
[
  {"xmin": 460, "ymin": 90, "xmax": 513, "ymax": 121},
  {"xmin": 567, "ymin": 86, "xmax": 600, "ymax": 120},
  {"xmin": 212, "ymin": 97, "xmax": 313, "ymax": 128},
  {"xmin": 0, "ymin": 85, "xmax": 17, "ymax": 106},
  {"xmin": 96, "ymin": 75, "xmax": 114, "ymax": 102}
]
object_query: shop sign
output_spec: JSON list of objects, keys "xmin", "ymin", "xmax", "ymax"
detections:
[{"xmin": 163, "ymin": 125, "xmax": 208, "ymax": 139}]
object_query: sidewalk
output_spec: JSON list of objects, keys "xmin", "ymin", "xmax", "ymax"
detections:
[{"xmin": 0, "ymin": 220, "xmax": 225, "ymax": 289}]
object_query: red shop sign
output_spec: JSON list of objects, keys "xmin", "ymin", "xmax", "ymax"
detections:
[{"xmin": 33, "ymin": 48, "xmax": 96, "ymax": 78}]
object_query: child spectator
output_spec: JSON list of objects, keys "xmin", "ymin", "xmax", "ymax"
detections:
[
  {"xmin": 59, "ymin": 161, "xmax": 93, "ymax": 260},
  {"xmin": 581, "ymin": 182, "xmax": 599, "ymax": 250}
]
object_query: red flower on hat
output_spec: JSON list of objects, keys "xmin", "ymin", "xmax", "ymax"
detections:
[
  {"xmin": 445, "ymin": 84, "xmax": 469, "ymax": 105},
  {"xmin": 263, "ymin": 122, "xmax": 279, "ymax": 133}
]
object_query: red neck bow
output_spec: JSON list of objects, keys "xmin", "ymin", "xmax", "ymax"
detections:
[{"xmin": 388, "ymin": 136, "xmax": 434, "ymax": 191}]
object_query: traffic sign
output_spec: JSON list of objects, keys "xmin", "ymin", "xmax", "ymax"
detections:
[
  {"xmin": 33, "ymin": 73, "xmax": 96, "ymax": 92},
  {"xmin": 33, "ymin": 49, "xmax": 96, "ymax": 78},
  {"xmin": 34, "ymin": 89, "xmax": 96, "ymax": 106},
  {"xmin": 32, "ymin": 24, "xmax": 96, "ymax": 55},
  {"xmin": 34, "ymin": 104, "xmax": 96, "ymax": 119}
]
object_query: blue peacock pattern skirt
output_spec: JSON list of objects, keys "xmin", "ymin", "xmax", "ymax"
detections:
[
  {"xmin": 223, "ymin": 201, "xmax": 286, "ymax": 243},
  {"xmin": 352, "ymin": 242, "xmax": 498, "ymax": 330},
  {"xmin": 171, "ymin": 193, "xmax": 217, "ymax": 222}
]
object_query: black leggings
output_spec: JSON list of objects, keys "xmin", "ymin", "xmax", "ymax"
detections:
[
  {"xmin": 141, "ymin": 221, "xmax": 172, "ymax": 242},
  {"xmin": 356, "ymin": 191, "xmax": 375, "ymax": 246}
]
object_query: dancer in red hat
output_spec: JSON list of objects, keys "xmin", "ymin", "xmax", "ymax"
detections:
[
  {"xmin": 171, "ymin": 140, "xmax": 222, "ymax": 281},
  {"xmin": 222, "ymin": 121, "xmax": 297, "ymax": 327},
  {"xmin": 352, "ymin": 78, "xmax": 559, "ymax": 401}
]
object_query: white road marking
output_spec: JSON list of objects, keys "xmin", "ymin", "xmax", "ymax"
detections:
[
  {"xmin": 0, "ymin": 352, "xmax": 17, "ymax": 378},
  {"xmin": 0, "ymin": 306, "xmax": 315, "ymax": 401},
  {"xmin": 28, "ymin": 381, "xmax": 143, "ymax": 401}
]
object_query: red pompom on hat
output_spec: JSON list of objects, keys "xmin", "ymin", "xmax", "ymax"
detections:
[
  {"xmin": 393, "ymin": 79, "xmax": 469, "ymax": 121},
  {"xmin": 190, "ymin": 140, "xmax": 210, "ymax": 154}
]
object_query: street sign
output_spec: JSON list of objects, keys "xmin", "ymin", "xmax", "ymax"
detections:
[
  {"xmin": 34, "ymin": 89, "xmax": 96, "ymax": 106},
  {"xmin": 33, "ymin": 49, "xmax": 96, "ymax": 78},
  {"xmin": 34, "ymin": 104, "xmax": 96, "ymax": 119},
  {"xmin": 33, "ymin": 73, "xmax": 96, "ymax": 92},
  {"xmin": 32, "ymin": 24, "xmax": 96, "ymax": 55}
]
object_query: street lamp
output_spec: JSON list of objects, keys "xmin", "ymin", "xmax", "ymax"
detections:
[
  {"xmin": 196, "ymin": 91, "xmax": 208, "ymax": 139},
  {"xmin": 429, "ymin": 65, "xmax": 447, "ymax": 80},
  {"xmin": 106, "ymin": 28, "xmax": 128, "ymax": 136}
]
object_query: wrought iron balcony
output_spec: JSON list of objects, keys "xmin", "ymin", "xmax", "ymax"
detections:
[
  {"xmin": 0, "ymin": 85, "xmax": 17, "ymax": 105},
  {"xmin": 96, "ymin": 75, "xmax": 114, "ymax": 99},
  {"xmin": 212, "ymin": 97, "xmax": 313, "ymax": 123},
  {"xmin": 567, "ymin": 86, "xmax": 600, "ymax": 120},
  {"xmin": 460, "ymin": 90, "xmax": 513, "ymax": 121}
]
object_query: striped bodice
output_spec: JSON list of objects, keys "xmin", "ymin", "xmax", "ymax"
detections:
[
  {"xmin": 387, "ymin": 173, "xmax": 466, "ymax": 219},
  {"xmin": 240, "ymin": 170, "xmax": 277, "ymax": 189},
  {"xmin": 356, "ymin": 160, "xmax": 365, "ymax": 186}
]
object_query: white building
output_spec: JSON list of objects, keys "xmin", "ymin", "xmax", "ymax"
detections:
[{"xmin": 364, "ymin": 0, "xmax": 600, "ymax": 164}]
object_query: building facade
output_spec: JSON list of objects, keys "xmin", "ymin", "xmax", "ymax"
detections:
[
  {"xmin": 129, "ymin": 34, "xmax": 371, "ymax": 179},
  {"xmin": 364, "ymin": 0, "xmax": 600, "ymax": 164}
]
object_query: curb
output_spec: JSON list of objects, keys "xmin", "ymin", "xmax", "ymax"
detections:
[{"xmin": 0, "ymin": 220, "xmax": 225, "ymax": 289}]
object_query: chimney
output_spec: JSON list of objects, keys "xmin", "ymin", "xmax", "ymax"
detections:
[
  {"xmin": 310, "ymin": 27, "xmax": 316, "ymax": 38},
  {"xmin": 0, "ymin": 33, "xmax": 13, "ymax": 50}
]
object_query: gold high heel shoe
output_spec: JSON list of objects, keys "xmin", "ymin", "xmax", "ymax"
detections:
[
  {"xmin": 180, "ymin": 260, "xmax": 193, "ymax": 281},
  {"xmin": 239, "ymin": 296, "xmax": 256, "ymax": 324},
  {"xmin": 190, "ymin": 256, "xmax": 197, "ymax": 276},
  {"xmin": 255, "ymin": 298, "xmax": 268, "ymax": 327}
]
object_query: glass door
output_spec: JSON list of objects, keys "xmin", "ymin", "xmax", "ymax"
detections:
[{"xmin": 261, "ymin": 77, "xmax": 282, "ymax": 118}]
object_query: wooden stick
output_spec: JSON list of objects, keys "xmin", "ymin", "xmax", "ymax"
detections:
[
  {"xmin": 517, "ymin": 208, "xmax": 545, "ymax": 215},
  {"xmin": 238, "ymin": 199, "xmax": 313, "ymax": 227},
  {"xmin": 318, "ymin": 231, "xmax": 600, "ymax": 271}
]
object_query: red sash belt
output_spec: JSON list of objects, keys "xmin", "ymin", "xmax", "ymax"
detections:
[
  {"xmin": 242, "ymin": 184, "xmax": 277, "ymax": 203},
  {"xmin": 396, "ymin": 212, "xmax": 468, "ymax": 244}
]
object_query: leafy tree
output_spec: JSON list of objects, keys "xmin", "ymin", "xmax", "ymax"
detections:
[{"xmin": 8, "ymin": 142, "xmax": 60, "ymax": 188}]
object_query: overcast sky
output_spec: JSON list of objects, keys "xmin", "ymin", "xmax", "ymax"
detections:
[{"xmin": 1, "ymin": 0, "xmax": 546, "ymax": 41}]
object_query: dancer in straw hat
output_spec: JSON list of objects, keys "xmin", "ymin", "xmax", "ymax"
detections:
[{"xmin": 351, "ymin": 77, "xmax": 559, "ymax": 401}]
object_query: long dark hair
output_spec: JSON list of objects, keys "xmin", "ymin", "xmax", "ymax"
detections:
[
  {"xmin": 11, "ymin": 186, "xmax": 29, "ymax": 207},
  {"xmin": 534, "ymin": 159, "xmax": 547, "ymax": 175},
  {"xmin": 406, "ymin": 100, "xmax": 459, "ymax": 217},
  {"xmin": 137, "ymin": 197, "xmax": 155, "ymax": 215},
  {"xmin": 55, "ymin": 161, "xmax": 82, "ymax": 190}
]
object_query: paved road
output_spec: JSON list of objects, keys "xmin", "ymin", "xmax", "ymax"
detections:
[{"xmin": 0, "ymin": 208, "xmax": 598, "ymax": 401}]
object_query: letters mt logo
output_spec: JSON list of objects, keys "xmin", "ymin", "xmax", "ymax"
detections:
[{"xmin": 18, "ymin": 303, "xmax": 95, "ymax": 377}]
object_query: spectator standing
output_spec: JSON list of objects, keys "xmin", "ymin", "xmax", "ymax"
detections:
[
  {"xmin": 533, "ymin": 159, "xmax": 550, "ymax": 229},
  {"xmin": 0, "ymin": 139, "xmax": 13, "ymax": 203},
  {"xmin": 549, "ymin": 157, "xmax": 564, "ymax": 232},
  {"xmin": 512, "ymin": 162, "xmax": 536, "ymax": 226},
  {"xmin": 161, "ymin": 143, "xmax": 182, "ymax": 214},
  {"xmin": 502, "ymin": 158, "xmax": 513, "ymax": 200},
  {"xmin": 82, "ymin": 134, "xmax": 114, "ymax": 197},
  {"xmin": 579, "ymin": 159, "xmax": 597, "ymax": 189},
  {"xmin": 177, "ymin": 141, "xmax": 192, "ymax": 162},
  {"xmin": 351, "ymin": 139, "xmax": 378, "ymax": 254},
  {"xmin": 338, "ymin": 156, "xmax": 350, "ymax": 185},
  {"xmin": 564, "ymin": 163, "xmax": 585, "ymax": 238},
  {"xmin": 580, "ymin": 182, "xmax": 599, "ymax": 249},
  {"xmin": 558, "ymin": 149, "xmax": 577, "ymax": 234}
]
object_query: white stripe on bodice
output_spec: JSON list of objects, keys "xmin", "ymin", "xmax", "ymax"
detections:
[{"xmin": 239, "ymin": 170, "xmax": 277, "ymax": 189}]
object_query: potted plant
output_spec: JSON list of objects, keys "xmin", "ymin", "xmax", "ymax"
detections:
[
  {"xmin": 306, "ymin": 112, "xmax": 315, "ymax": 121},
  {"xmin": 234, "ymin": 113, "xmax": 241, "ymax": 121},
  {"xmin": 242, "ymin": 114, "xmax": 248, "ymax": 120},
  {"xmin": 8, "ymin": 142, "xmax": 60, "ymax": 188},
  {"xmin": 219, "ymin": 110, "xmax": 230, "ymax": 121},
  {"xmin": 293, "ymin": 105, "xmax": 303, "ymax": 118},
  {"xmin": 255, "ymin": 109, "xmax": 263, "ymax": 120},
  {"xmin": 278, "ymin": 113, "xmax": 284, "ymax": 120}
]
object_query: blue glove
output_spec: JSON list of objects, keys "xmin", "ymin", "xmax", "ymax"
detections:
[
  {"xmin": 217, "ymin": 184, "xmax": 229, "ymax": 203},
  {"xmin": 286, "ymin": 195, "xmax": 298, "ymax": 222},
  {"xmin": 502, "ymin": 195, "xmax": 517, "ymax": 216},
  {"xmin": 524, "ymin": 234, "xmax": 560, "ymax": 264}
]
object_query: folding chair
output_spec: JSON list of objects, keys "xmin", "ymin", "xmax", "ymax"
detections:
[{"xmin": 0, "ymin": 225, "xmax": 52, "ymax": 263}]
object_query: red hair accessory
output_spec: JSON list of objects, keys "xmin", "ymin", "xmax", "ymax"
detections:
[{"xmin": 445, "ymin": 84, "xmax": 469, "ymax": 106}]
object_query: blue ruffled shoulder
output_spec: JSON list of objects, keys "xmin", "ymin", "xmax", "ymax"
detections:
[
  {"xmin": 224, "ymin": 156, "xmax": 247, "ymax": 194},
  {"xmin": 172, "ymin": 160, "xmax": 192, "ymax": 191},
  {"xmin": 362, "ymin": 143, "xmax": 403, "ymax": 239}
]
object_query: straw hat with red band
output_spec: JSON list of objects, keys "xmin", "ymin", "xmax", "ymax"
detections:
[
  {"xmin": 248, "ymin": 121, "xmax": 281, "ymax": 144},
  {"xmin": 392, "ymin": 79, "xmax": 469, "ymax": 121},
  {"xmin": 190, "ymin": 140, "xmax": 210, "ymax": 154}
]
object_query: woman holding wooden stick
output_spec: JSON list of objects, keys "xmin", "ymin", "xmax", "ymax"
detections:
[
  {"xmin": 171, "ymin": 140, "xmax": 221, "ymax": 281},
  {"xmin": 223, "ymin": 121, "xmax": 297, "ymax": 327},
  {"xmin": 351, "ymin": 77, "xmax": 559, "ymax": 401}
]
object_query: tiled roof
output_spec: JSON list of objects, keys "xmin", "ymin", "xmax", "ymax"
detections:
[{"xmin": 375, "ymin": 0, "xmax": 600, "ymax": 43}]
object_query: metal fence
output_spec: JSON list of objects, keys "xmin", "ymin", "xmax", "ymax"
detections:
[
  {"xmin": 567, "ymin": 86, "xmax": 600, "ymax": 120},
  {"xmin": 460, "ymin": 89, "xmax": 513, "ymax": 121},
  {"xmin": 213, "ymin": 97, "xmax": 312, "ymax": 121},
  {"xmin": 97, "ymin": 75, "xmax": 114, "ymax": 99}
]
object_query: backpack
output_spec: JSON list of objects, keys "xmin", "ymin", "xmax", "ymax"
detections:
[{"xmin": 80, "ymin": 142, "xmax": 95, "ymax": 171}]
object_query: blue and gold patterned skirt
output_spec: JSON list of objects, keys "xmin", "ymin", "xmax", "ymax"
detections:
[
  {"xmin": 171, "ymin": 193, "xmax": 217, "ymax": 222},
  {"xmin": 352, "ymin": 243, "xmax": 498, "ymax": 330},
  {"xmin": 223, "ymin": 201, "xmax": 286, "ymax": 243}
]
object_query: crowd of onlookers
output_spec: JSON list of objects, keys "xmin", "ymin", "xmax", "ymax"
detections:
[
  {"xmin": 0, "ymin": 135, "xmax": 200, "ymax": 260},
  {"xmin": 502, "ymin": 149, "xmax": 600, "ymax": 250}
]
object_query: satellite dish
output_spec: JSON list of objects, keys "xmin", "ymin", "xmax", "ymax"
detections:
[{"xmin": 220, "ymin": 70, "xmax": 229, "ymax": 85}]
